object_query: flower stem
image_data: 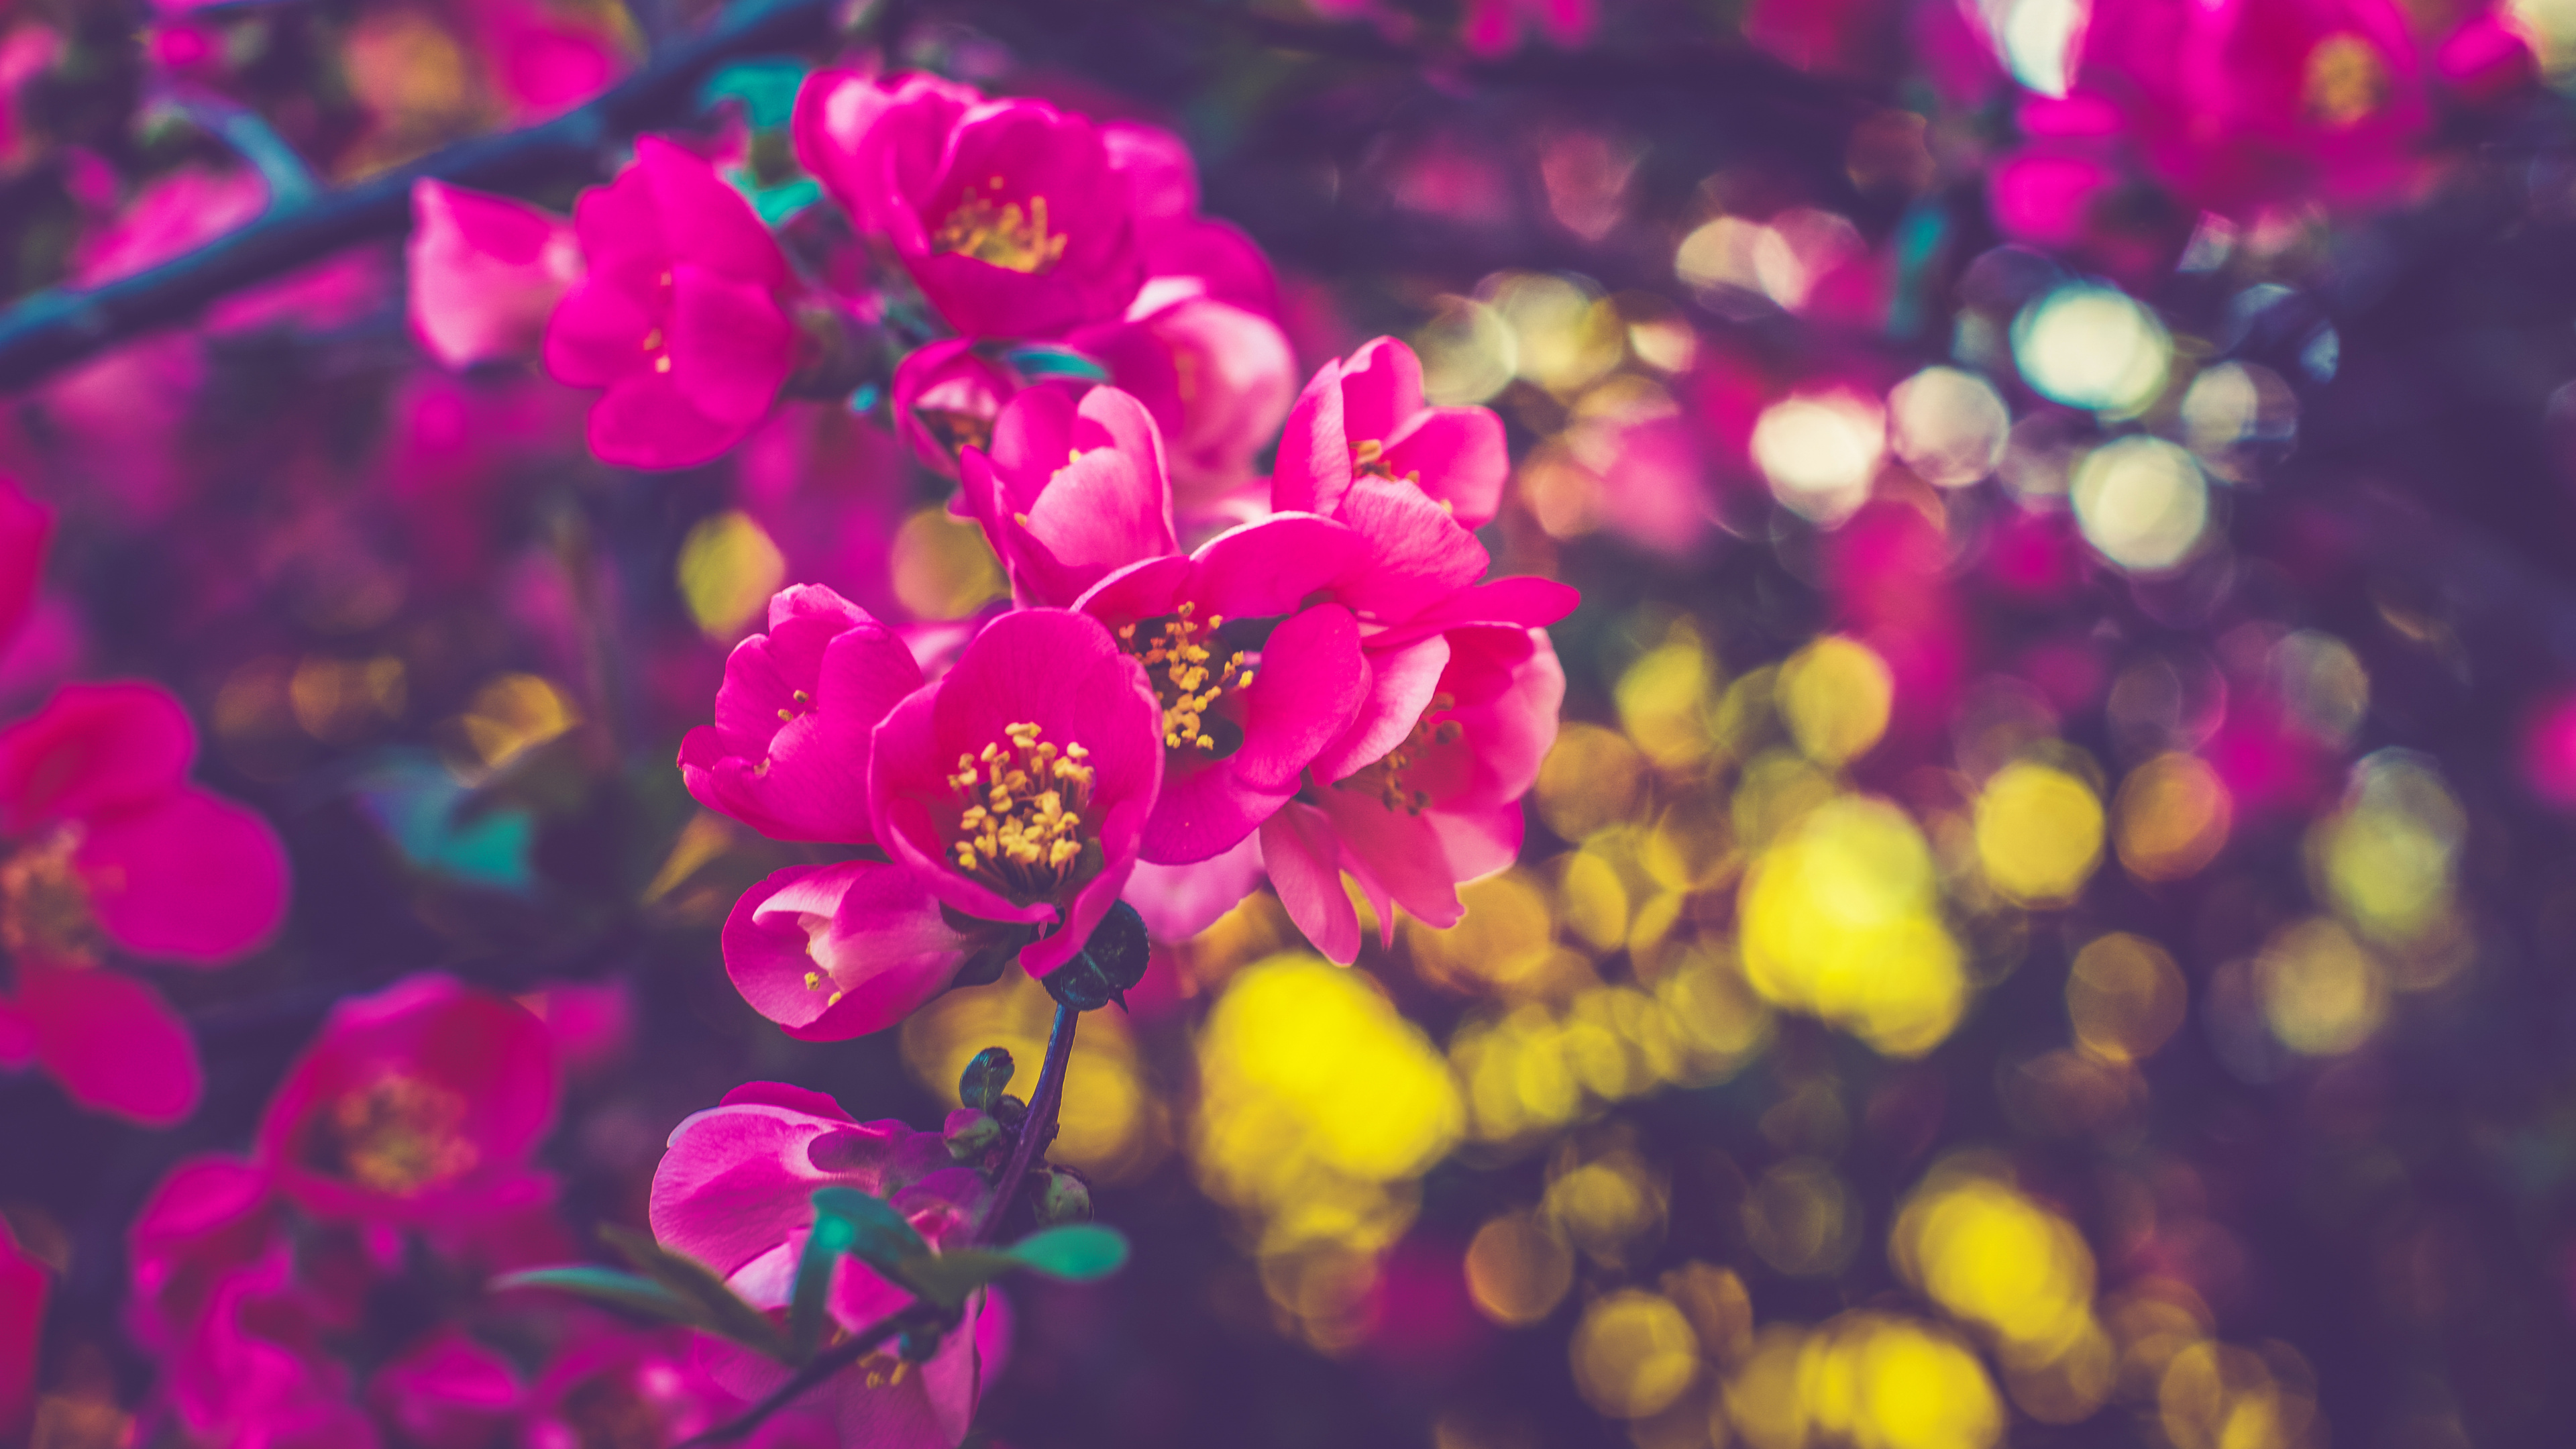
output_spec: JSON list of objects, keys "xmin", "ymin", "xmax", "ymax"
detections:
[
  {"xmin": 674, "ymin": 1307, "xmax": 915, "ymax": 1448},
  {"xmin": 975, "ymin": 1001, "xmax": 1079, "ymax": 1244}
]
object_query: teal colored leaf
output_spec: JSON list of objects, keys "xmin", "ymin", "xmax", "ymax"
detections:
[
  {"xmin": 352, "ymin": 751, "xmax": 535, "ymax": 893},
  {"xmin": 888, "ymin": 1249, "xmax": 1020, "ymax": 1311},
  {"xmin": 1007, "ymin": 1225, "xmax": 1130, "ymax": 1281},
  {"xmin": 1003, "ymin": 345, "xmax": 1110, "ymax": 383},
  {"xmin": 788, "ymin": 1210, "xmax": 857, "ymax": 1363},
  {"xmin": 810, "ymin": 1187, "xmax": 928, "ymax": 1275},
  {"xmin": 959, "ymin": 1047, "xmax": 1014, "ymax": 1111},
  {"xmin": 491, "ymin": 1267, "xmax": 709, "ymax": 1328},
  {"xmin": 600, "ymin": 1226, "xmax": 788, "ymax": 1356},
  {"xmin": 700, "ymin": 58, "xmax": 811, "ymax": 130}
]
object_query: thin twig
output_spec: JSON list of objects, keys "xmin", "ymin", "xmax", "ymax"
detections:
[
  {"xmin": 0, "ymin": 0, "xmax": 839, "ymax": 392},
  {"xmin": 674, "ymin": 1307, "xmax": 916, "ymax": 1447},
  {"xmin": 974, "ymin": 1001, "xmax": 1078, "ymax": 1244}
]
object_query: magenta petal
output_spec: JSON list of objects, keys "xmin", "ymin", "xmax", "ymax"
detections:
[
  {"xmin": 1269, "ymin": 358, "xmax": 1348, "ymax": 517},
  {"xmin": 408, "ymin": 180, "xmax": 580, "ymax": 370},
  {"xmin": 1383, "ymin": 406, "xmax": 1510, "ymax": 529},
  {"xmin": 1185, "ymin": 514, "xmax": 1368, "ymax": 620},
  {"xmin": 586, "ymin": 370, "xmax": 746, "ymax": 470},
  {"xmin": 1319, "ymin": 784, "xmax": 1464, "ymax": 936},
  {"xmin": 721, "ymin": 861, "xmax": 969, "ymax": 1038},
  {"xmin": 651, "ymin": 1100, "xmax": 914, "ymax": 1277},
  {"xmin": 1312, "ymin": 634, "xmax": 1452, "ymax": 785},
  {"xmin": 540, "ymin": 275, "xmax": 657, "ymax": 388},
  {"xmin": 0, "ymin": 475, "xmax": 54, "ymax": 656},
  {"xmin": 1125, "ymin": 831, "xmax": 1263, "ymax": 941},
  {"xmin": 370, "ymin": 1329, "xmax": 522, "ymax": 1449},
  {"xmin": 1139, "ymin": 755, "xmax": 1293, "ymax": 865},
  {"xmin": 1070, "ymin": 554, "xmax": 1190, "ymax": 626},
  {"xmin": 1330, "ymin": 477, "xmax": 1491, "ymax": 619},
  {"xmin": 666, "ymin": 263, "xmax": 796, "ymax": 425},
  {"xmin": 0, "ymin": 681, "xmax": 194, "ymax": 833},
  {"xmin": 1432, "ymin": 801, "xmax": 1523, "ymax": 887},
  {"xmin": 1337, "ymin": 337, "xmax": 1428, "ymax": 445},
  {"xmin": 633, "ymin": 135, "xmax": 789, "ymax": 289},
  {"xmin": 1368, "ymin": 576, "xmax": 1582, "ymax": 648},
  {"xmin": 1230, "ymin": 604, "xmax": 1366, "ymax": 792},
  {"xmin": 80, "ymin": 787, "xmax": 288, "ymax": 964},
  {"xmin": 0, "ymin": 1218, "xmax": 46, "ymax": 1438},
  {"xmin": 23, "ymin": 963, "xmax": 202, "ymax": 1124},
  {"xmin": 1260, "ymin": 804, "xmax": 1358, "ymax": 965},
  {"xmin": 720, "ymin": 1081, "xmax": 852, "ymax": 1120}
]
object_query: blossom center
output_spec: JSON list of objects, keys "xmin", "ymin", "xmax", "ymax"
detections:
[
  {"xmin": 1116, "ymin": 604, "xmax": 1251, "ymax": 754},
  {"xmin": 932, "ymin": 180, "xmax": 1067, "ymax": 274},
  {"xmin": 1336, "ymin": 692, "xmax": 1460, "ymax": 814},
  {"xmin": 0, "ymin": 824, "xmax": 100, "ymax": 965},
  {"xmin": 2303, "ymin": 34, "xmax": 2386, "ymax": 128},
  {"xmin": 948, "ymin": 722, "xmax": 1098, "ymax": 902},
  {"xmin": 311, "ymin": 1073, "xmax": 480, "ymax": 1195}
]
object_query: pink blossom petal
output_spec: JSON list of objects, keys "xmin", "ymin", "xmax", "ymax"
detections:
[
  {"xmin": 1329, "ymin": 478, "xmax": 1491, "ymax": 619},
  {"xmin": 1337, "ymin": 337, "xmax": 1429, "ymax": 445},
  {"xmin": 1260, "ymin": 804, "xmax": 1359, "ymax": 965},
  {"xmin": 651, "ymin": 1102, "xmax": 918, "ymax": 1277},
  {"xmin": 407, "ymin": 180, "xmax": 582, "ymax": 370},
  {"xmin": 666, "ymin": 263, "xmax": 796, "ymax": 426},
  {"xmin": 1126, "ymin": 831, "xmax": 1263, "ymax": 941},
  {"xmin": 0, "ymin": 681, "xmax": 194, "ymax": 833},
  {"xmin": 1312, "ymin": 634, "xmax": 1452, "ymax": 784},
  {"xmin": 1383, "ymin": 406, "xmax": 1510, "ymax": 529},
  {"xmin": 79, "ymin": 786, "xmax": 288, "ymax": 965},
  {"xmin": 21, "ymin": 963, "xmax": 202, "ymax": 1124},
  {"xmin": 1140, "ymin": 757, "xmax": 1295, "ymax": 865},
  {"xmin": 0, "ymin": 476, "xmax": 54, "ymax": 656},
  {"xmin": 1319, "ymin": 783, "xmax": 1466, "ymax": 938},
  {"xmin": 721, "ymin": 861, "xmax": 970, "ymax": 1038},
  {"xmin": 370, "ymin": 1329, "xmax": 522, "ymax": 1449},
  {"xmin": 1185, "ymin": 514, "xmax": 1369, "ymax": 620},
  {"xmin": 0, "ymin": 1218, "xmax": 44, "ymax": 1438},
  {"xmin": 586, "ymin": 370, "xmax": 747, "ymax": 470},
  {"xmin": 1270, "ymin": 358, "xmax": 1350, "ymax": 517},
  {"xmin": 1232, "ymin": 604, "xmax": 1366, "ymax": 791},
  {"xmin": 540, "ymin": 274, "xmax": 658, "ymax": 389},
  {"xmin": 634, "ymin": 136, "xmax": 789, "ymax": 289}
]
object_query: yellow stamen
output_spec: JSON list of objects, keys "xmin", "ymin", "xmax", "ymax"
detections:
[
  {"xmin": 947, "ymin": 721, "xmax": 1099, "ymax": 902},
  {"xmin": 1337, "ymin": 692, "xmax": 1459, "ymax": 815},
  {"xmin": 931, "ymin": 181, "xmax": 1068, "ymax": 274},
  {"xmin": 1120, "ymin": 605, "xmax": 1248, "ymax": 756}
]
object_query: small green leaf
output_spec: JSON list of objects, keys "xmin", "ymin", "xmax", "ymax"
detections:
[
  {"xmin": 1002, "ymin": 344, "xmax": 1110, "ymax": 383},
  {"xmin": 1007, "ymin": 1225, "xmax": 1130, "ymax": 1281},
  {"xmin": 787, "ymin": 1212, "xmax": 856, "ymax": 1363},
  {"xmin": 492, "ymin": 1267, "xmax": 709, "ymax": 1328},
  {"xmin": 699, "ymin": 58, "xmax": 810, "ymax": 130},
  {"xmin": 889, "ymin": 1248, "xmax": 1022, "ymax": 1311},
  {"xmin": 810, "ymin": 1187, "xmax": 929, "ymax": 1275},
  {"xmin": 600, "ymin": 1226, "xmax": 787, "ymax": 1356},
  {"xmin": 959, "ymin": 1047, "xmax": 1015, "ymax": 1110}
]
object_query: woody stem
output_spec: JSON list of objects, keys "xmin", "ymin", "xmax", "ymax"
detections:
[{"xmin": 975, "ymin": 1002, "xmax": 1079, "ymax": 1244}]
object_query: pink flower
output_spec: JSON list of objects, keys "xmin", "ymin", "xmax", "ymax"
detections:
[
  {"xmin": 1075, "ymin": 516, "xmax": 1377, "ymax": 864},
  {"xmin": 1067, "ymin": 285, "xmax": 1299, "ymax": 500},
  {"xmin": 370, "ymin": 1330, "xmax": 521, "ymax": 1449},
  {"xmin": 869, "ymin": 609, "xmax": 1163, "ymax": 976},
  {"xmin": 254, "ymin": 975, "xmax": 559, "ymax": 1224},
  {"xmin": 0, "ymin": 682, "xmax": 290, "ymax": 1124},
  {"xmin": 1277, "ymin": 337, "xmax": 1509, "ymax": 529},
  {"xmin": 129, "ymin": 1154, "xmax": 281, "ymax": 1354},
  {"xmin": 1260, "ymin": 625, "xmax": 1564, "ymax": 963},
  {"xmin": 721, "ymin": 858, "xmax": 992, "ymax": 1040},
  {"xmin": 890, "ymin": 339, "xmax": 1029, "ymax": 476},
  {"xmin": 649, "ymin": 1084, "xmax": 1008, "ymax": 1448},
  {"xmin": 543, "ymin": 137, "xmax": 800, "ymax": 469},
  {"xmin": 680, "ymin": 584, "xmax": 924, "ymax": 843},
  {"xmin": 794, "ymin": 72, "xmax": 1143, "ymax": 339},
  {"xmin": 0, "ymin": 1216, "xmax": 44, "ymax": 1440},
  {"xmin": 957, "ymin": 386, "xmax": 1177, "ymax": 608},
  {"xmin": 407, "ymin": 180, "xmax": 584, "ymax": 370}
]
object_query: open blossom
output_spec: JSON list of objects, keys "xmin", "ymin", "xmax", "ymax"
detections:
[
  {"xmin": 679, "ymin": 584, "xmax": 923, "ymax": 843},
  {"xmin": 794, "ymin": 71, "xmax": 1142, "ymax": 339},
  {"xmin": 889, "ymin": 339, "xmax": 1029, "ymax": 476},
  {"xmin": 543, "ymin": 136, "xmax": 800, "ymax": 468},
  {"xmin": 871, "ymin": 609, "xmax": 1163, "ymax": 975},
  {"xmin": 254, "ymin": 975, "xmax": 559, "ymax": 1224},
  {"xmin": 650, "ymin": 1084, "xmax": 1008, "ymax": 1448},
  {"xmin": 0, "ymin": 682, "xmax": 290, "ymax": 1124},
  {"xmin": 1261, "ymin": 623, "xmax": 1566, "ymax": 963},
  {"xmin": 407, "ymin": 179, "xmax": 584, "ymax": 370},
  {"xmin": 371, "ymin": 1320, "xmax": 834, "ymax": 1449}
]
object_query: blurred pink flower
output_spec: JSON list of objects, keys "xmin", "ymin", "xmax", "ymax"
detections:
[
  {"xmin": 1461, "ymin": 0, "xmax": 1597, "ymax": 56},
  {"xmin": 254, "ymin": 975, "xmax": 559, "ymax": 1224},
  {"xmin": 890, "ymin": 339, "xmax": 1028, "ymax": 476},
  {"xmin": 794, "ymin": 72, "xmax": 1143, "ymax": 339},
  {"xmin": 407, "ymin": 179, "xmax": 584, "ymax": 370},
  {"xmin": 957, "ymin": 386, "xmax": 1178, "ymax": 608},
  {"xmin": 0, "ymin": 1216, "xmax": 43, "ymax": 1440},
  {"xmin": 0, "ymin": 682, "xmax": 290, "ymax": 1124},
  {"xmin": 543, "ymin": 137, "xmax": 800, "ymax": 468}
]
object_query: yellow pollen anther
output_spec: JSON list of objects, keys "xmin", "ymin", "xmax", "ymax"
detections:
[
  {"xmin": 653, "ymin": 355, "xmax": 672, "ymax": 374},
  {"xmin": 931, "ymin": 181, "xmax": 1068, "ymax": 274},
  {"xmin": 1122, "ymin": 608, "xmax": 1248, "ymax": 756},
  {"xmin": 947, "ymin": 722, "xmax": 1099, "ymax": 902},
  {"xmin": 1338, "ymin": 692, "xmax": 1458, "ymax": 815}
]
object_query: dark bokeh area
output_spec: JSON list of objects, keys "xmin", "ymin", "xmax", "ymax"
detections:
[{"xmin": 7, "ymin": 1, "xmax": 2576, "ymax": 1448}]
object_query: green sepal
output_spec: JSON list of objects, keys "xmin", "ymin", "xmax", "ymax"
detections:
[
  {"xmin": 598, "ymin": 1226, "xmax": 788, "ymax": 1356},
  {"xmin": 809, "ymin": 1186, "xmax": 929, "ymax": 1277},
  {"xmin": 786, "ymin": 1210, "xmax": 857, "ymax": 1363},
  {"xmin": 959, "ymin": 1047, "xmax": 1015, "ymax": 1110}
]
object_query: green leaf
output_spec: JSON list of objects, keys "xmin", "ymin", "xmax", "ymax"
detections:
[
  {"xmin": 809, "ymin": 1187, "xmax": 928, "ymax": 1275},
  {"xmin": 888, "ymin": 1249, "xmax": 1023, "ymax": 1311},
  {"xmin": 1003, "ymin": 344, "xmax": 1110, "ymax": 384},
  {"xmin": 1007, "ymin": 1225, "xmax": 1130, "ymax": 1281},
  {"xmin": 959, "ymin": 1046, "xmax": 1014, "ymax": 1110},
  {"xmin": 599, "ymin": 1226, "xmax": 787, "ymax": 1356},
  {"xmin": 699, "ymin": 58, "xmax": 810, "ymax": 130},
  {"xmin": 787, "ymin": 1211, "xmax": 856, "ymax": 1363},
  {"xmin": 747, "ymin": 176, "xmax": 821, "ymax": 227},
  {"xmin": 491, "ymin": 1267, "xmax": 710, "ymax": 1328}
]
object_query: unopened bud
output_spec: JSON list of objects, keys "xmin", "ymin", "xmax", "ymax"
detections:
[
  {"xmin": 1034, "ymin": 1167, "xmax": 1093, "ymax": 1226},
  {"xmin": 994, "ymin": 1093, "xmax": 1027, "ymax": 1127},
  {"xmin": 943, "ymin": 1108, "xmax": 1002, "ymax": 1160}
]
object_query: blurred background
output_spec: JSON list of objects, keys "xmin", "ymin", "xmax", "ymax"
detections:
[{"xmin": 7, "ymin": 0, "xmax": 2576, "ymax": 1446}]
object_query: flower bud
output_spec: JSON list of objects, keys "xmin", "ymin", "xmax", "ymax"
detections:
[
  {"xmin": 944, "ymin": 1107, "xmax": 1002, "ymax": 1160},
  {"xmin": 1034, "ymin": 1167, "xmax": 1093, "ymax": 1226}
]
